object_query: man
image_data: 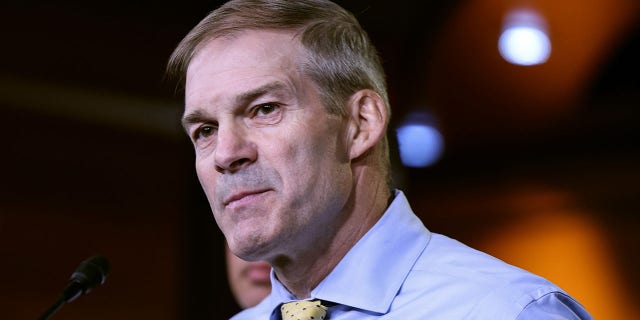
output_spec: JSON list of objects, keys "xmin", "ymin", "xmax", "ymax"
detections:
[
  {"xmin": 225, "ymin": 242, "xmax": 272, "ymax": 309},
  {"xmin": 167, "ymin": 0, "xmax": 593, "ymax": 319}
]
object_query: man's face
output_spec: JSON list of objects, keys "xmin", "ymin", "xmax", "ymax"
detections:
[{"xmin": 183, "ymin": 30, "xmax": 354, "ymax": 261}]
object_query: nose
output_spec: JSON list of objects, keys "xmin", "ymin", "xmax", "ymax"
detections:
[{"xmin": 214, "ymin": 122, "xmax": 257, "ymax": 173}]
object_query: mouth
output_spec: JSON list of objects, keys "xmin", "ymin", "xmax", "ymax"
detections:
[{"xmin": 223, "ymin": 189, "xmax": 271, "ymax": 208}]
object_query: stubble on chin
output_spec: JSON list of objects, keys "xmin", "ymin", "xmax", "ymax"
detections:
[{"xmin": 211, "ymin": 165, "xmax": 283, "ymax": 259}]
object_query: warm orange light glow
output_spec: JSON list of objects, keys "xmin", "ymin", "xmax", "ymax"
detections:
[{"xmin": 477, "ymin": 188, "xmax": 637, "ymax": 320}]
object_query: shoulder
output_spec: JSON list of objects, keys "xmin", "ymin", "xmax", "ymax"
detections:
[{"xmin": 392, "ymin": 233, "xmax": 590, "ymax": 319}]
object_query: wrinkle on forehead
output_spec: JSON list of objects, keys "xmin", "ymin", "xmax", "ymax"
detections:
[
  {"xmin": 184, "ymin": 30, "xmax": 309, "ymax": 106},
  {"xmin": 184, "ymin": 30, "xmax": 320, "ymax": 117},
  {"xmin": 186, "ymin": 29, "xmax": 305, "ymax": 82}
]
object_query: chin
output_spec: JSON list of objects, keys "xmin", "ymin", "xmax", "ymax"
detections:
[{"xmin": 228, "ymin": 236, "xmax": 269, "ymax": 261}]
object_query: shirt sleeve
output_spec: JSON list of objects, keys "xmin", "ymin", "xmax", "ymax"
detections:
[{"xmin": 516, "ymin": 292, "xmax": 593, "ymax": 320}]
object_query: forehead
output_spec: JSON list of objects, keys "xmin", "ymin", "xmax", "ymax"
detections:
[
  {"xmin": 185, "ymin": 30, "xmax": 305, "ymax": 96},
  {"xmin": 183, "ymin": 31, "xmax": 312, "ymax": 116}
]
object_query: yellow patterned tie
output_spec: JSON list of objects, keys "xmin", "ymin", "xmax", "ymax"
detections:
[{"xmin": 280, "ymin": 299, "xmax": 328, "ymax": 320}]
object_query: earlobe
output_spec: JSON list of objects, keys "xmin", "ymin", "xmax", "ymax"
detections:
[{"xmin": 347, "ymin": 89, "xmax": 388, "ymax": 160}]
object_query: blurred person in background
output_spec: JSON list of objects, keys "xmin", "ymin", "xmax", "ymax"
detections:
[{"xmin": 225, "ymin": 242, "xmax": 271, "ymax": 308}]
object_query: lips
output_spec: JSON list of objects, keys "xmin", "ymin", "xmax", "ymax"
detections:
[{"xmin": 223, "ymin": 189, "xmax": 270, "ymax": 207}]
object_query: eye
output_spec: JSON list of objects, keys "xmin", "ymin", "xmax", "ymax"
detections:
[
  {"xmin": 248, "ymin": 102, "xmax": 283, "ymax": 126},
  {"xmin": 193, "ymin": 124, "xmax": 217, "ymax": 141},
  {"xmin": 254, "ymin": 103, "xmax": 280, "ymax": 116}
]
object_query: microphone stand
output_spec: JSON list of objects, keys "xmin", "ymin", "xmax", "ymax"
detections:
[
  {"xmin": 39, "ymin": 295, "xmax": 66, "ymax": 320},
  {"xmin": 39, "ymin": 281, "xmax": 84, "ymax": 320}
]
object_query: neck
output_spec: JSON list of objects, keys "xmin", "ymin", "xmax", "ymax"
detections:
[{"xmin": 271, "ymin": 166, "xmax": 391, "ymax": 299}]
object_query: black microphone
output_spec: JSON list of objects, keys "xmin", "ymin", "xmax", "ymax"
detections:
[{"xmin": 39, "ymin": 255, "xmax": 111, "ymax": 320}]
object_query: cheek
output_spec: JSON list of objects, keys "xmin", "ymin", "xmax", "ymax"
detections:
[
  {"xmin": 276, "ymin": 137, "xmax": 324, "ymax": 180},
  {"xmin": 298, "ymin": 128, "xmax": 349, "ymax": 170},
  {"xmin": 195, "ymin": 161, "xmax": 214, "ymax": 196},
  {"xmin": 277, "ymin": 129, "xmax": 350, "ymax": 193},
  {"xmin": 194, "ymin": 159, "xmax": 225, "ymax": 219}
]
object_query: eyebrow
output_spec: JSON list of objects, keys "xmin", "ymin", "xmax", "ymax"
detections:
[
  {"xmin": 236, "ymin": 81, "xmax": 289, "ymax": 105},
  {"xmin": 181, "ymin": 81, "xmax": 291, "ymax": 132},
  {"xmin": 181, "ymin": 109, "xmax": 209, "ymax": 132}
]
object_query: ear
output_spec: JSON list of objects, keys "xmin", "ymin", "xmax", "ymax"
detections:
[{"xmin": 346, "ymin": 89, "xmax": 388, "ymax": 160}]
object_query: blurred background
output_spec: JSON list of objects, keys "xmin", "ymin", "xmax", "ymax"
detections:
[{"xmin": 0, "ymin": 0, "xmax": 638, "ymax": 319}]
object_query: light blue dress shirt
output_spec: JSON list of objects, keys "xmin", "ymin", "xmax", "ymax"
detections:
[{"xmin": 231, "ymin": 190, "xmax": 592, "ymax": 319}]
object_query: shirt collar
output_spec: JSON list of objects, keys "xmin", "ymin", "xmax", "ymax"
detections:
[{"xmin": 311, "ymin": 190, "xmax": 430, "ymax": 313}]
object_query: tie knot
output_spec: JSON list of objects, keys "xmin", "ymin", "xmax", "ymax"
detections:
[{"xmin": 280, "ymin": 299, "xmax": 328, "ymax": 320}]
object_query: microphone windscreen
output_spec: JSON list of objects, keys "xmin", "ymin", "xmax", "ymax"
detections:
[{"xmin": 69, "ymin": 255, "xmax": 110, "ymax": 294}]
